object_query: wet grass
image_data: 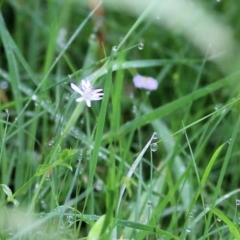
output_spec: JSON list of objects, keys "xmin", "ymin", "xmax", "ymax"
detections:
[{"xmin": 0, "ymin": 0, "xmax": 240, "ymax": 239}]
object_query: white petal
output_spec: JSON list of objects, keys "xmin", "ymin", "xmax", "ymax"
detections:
[
  {"xmin": 76, "ymin": 97, "xmax": 84, "ymax": 102},
  {"xmin": 71, "ymin": 83, "xmax": 83, "ymax": 95},
  {"xmin": 81, "ymin": 80, "xmax": 91, "ymax": 90},
  {"xmin": 94, "ymin": 89, "xmax": 103, "ymax": 93},
  {"xmin": 86, "ymin": 100, "xmax": 91, "ymax": 107},
  {"xmin": 91, "ymin": 94, "xmax": 103, "ymax": 100}
]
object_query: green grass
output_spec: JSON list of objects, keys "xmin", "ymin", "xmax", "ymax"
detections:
[{"xmin": 1, "ymin": 0, "xmax": 240, "ymax": 239}]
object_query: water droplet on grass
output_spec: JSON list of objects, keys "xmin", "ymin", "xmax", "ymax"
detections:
[
  {"xmin": 31, "ymin": 95, "xmax": 38, "ymax": 101},
  {"xmin": 236, "ymin": 199, "xmax": 240, "ymax": 206},
  {"xmin": 78, "ymin": 151, "xmax": 83, "ymax": 160},
  {"xmin": 40, "ymin": 212, "xmax": 45, "ymax": 218},
  {"xmin": 67, "ymin": 215, "xmax": 74, "ymax": 224},
  {"xmin": 147, "ymin": 200, "xmax": 152, "ymax": 207},
  {"xmin": 68, "ymin": 74, "xmax": 72, "ymax": 79},
  {"xmin": 90, "ymin": 33, "xmax": 96, "ymax": 39},
  {"xmin": 5, "ymin": 108, "xmax": 9, "ymax": 114},
  {"xmin": 186, "ymin": 227, "xmax": 191, "ymax": 233},
  {"xmin": 132, "ymin": 105, "xmax": 137, "ymax": 113},
  {"xmin": 41, "ymin": 200, "xmax": 47, "ymax": 209},
  {"xmin": 214, "ymin": 103, "xmax": 223, "ymax": 110},
  {"xmin": 74, "ymin": 133, "xmax": 79, "ymax": 139},
  {"xmin": 7, "ymin": 229, "xmax": 14, "ymax": 236},
  {"xmin": 112, "ymin": 46, "xmax": 117, "ymax": 52},
  {"xmin": 138, "ymin": 42, "xmax": 144, "ymax": 50},
  {"xmin": 95, "ymin": 179, "xmax": 104, "ymax": 191},
  {"xmin": 13, "ymin": 199, "xmax": 20, "ymax": 206},
  {"xmin": 48, "ymin": 140, "xmax": 54, "ymax": 147},
  {"xmin": 152, "ymin": 132, "xmax": 158, "ymax": 140},
  {"xmin": 112, "ymin": 64, "xmax": 118, "ymax": 70},
  {"xmin": 34, "ymin": 183, "xmax": 39, "ymax": 190},
  {"xmin": 150, "ymin": 143, "xmax": 158, "ymax": 152},
  {"xmin": 45, "ymin": 175, "xmax": 50, "ymax": 181},
  {"xmin": 224, "ymin": 194, "xmax": 230, "ymax": 199}
]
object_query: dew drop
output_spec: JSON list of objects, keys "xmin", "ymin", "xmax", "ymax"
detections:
[
  {"xmin": 7, "ymin": 229, "xmax": 14, "ymax": 236},
  {"xmin": 13, "ymin": 199, "xmax": 20, "ymax": 207},
  {"xmin": 78, "ymin": 151, "xmax": 83, "ymax": 160},
  {"xmin": 224, "ymin": 194, "xmax": 230, "ymax": 199},
  {"xmin": 31, "ymin": 95, "xmax": 38, "ymax": 101},
  {"xmin": 67, "ymin": 215, "xmax": 74, "ymax": 224},
  {"xmin": 228, "ymin": 138, "xmax": 232, "ymax": 144},
  {"xmin": 68, "ymin": 74, "xmax": 72, "ymax": 79},
  {"xmin": 94, "ymin": 179, "xmax": 104, "ymax": 191},
  {"xmin": 90, "ymin": 33, "xmax": 96, "ymax": 40},
  {"xmin": 150, "ymin": 143, "xmax": 158, "ymax": 152},
  {"xmin": 34, "ymin": 183, "xmax": 39, "ymax": 190},
  {"xmin": 214, "ymin": 103, "xmax": 223, "ymax": 110},
  {"xmin": 112, "ymin": 64, "xmax": 118, "ymax": 70},
  {"xmin": 236, "ymin": 199, "xmax": 240, "ymax": 206},
  {"xmin": 5, "ymin": 108, "xmax": 9, "ymax": 114},
  {"xmin": 41, "ymin": 200, "xmax": 47, "ymax": 209},
  {"xmin": 186, "ymin": 227, "xmax": 191, "ymax": 233},
  {"xmin": 132, "ymin": 105, "xmax": 137, "ymax": 114},
  {"xmin": 179, "ymin": 166, "xmax": 185, "ymax": 173},
  {"xmin": 78, "ymin": 166, "xmax": 84, "ymax": 175},
  {"xmin": 40, "ymin": 212, "xmax": 45, "ymax": 218},
  {"xmin": 138, "ymin": 42, "xmax": 144, "ymax": 50},
  {"xmin": 98, "ymin": 151, "xmax": 107, "ymax": 160},
  {"xmin": 48, "ymin": 140, "xmax": 54, "ymax": 147},
  {"xmin": 152, "ymin": 132, "xmax": 158, "ymax": 140},
  {"xmin": 147, "ymin": 200, "xmax": 152, "ymax": 207},
  {"xmin": 74, "ymin": 133, "xmax": 79, "ymax": 139},
  {"xmin": 45, "ymin": 175, "xmax": 50, "ymax": 181},
  {"xmin": 217, "ymin": 218, "xmax": 222, "ymax": 222},
  {"xmin": 112, "ymin": 46, "xmax": 117, "ymax": 52}
]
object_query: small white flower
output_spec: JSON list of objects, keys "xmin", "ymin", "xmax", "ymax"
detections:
[{"xmin": 70, "ymin": 80, "xmax": 103, "ymax": 107}]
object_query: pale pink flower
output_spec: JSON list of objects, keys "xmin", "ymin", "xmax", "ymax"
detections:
[
  {"xmin": 133, "ymin": 75, "xmax": 158, "ymax": 91},
  {"xmin": 70, "ymin": 80, "xmax": 103, "ymax": 107}
]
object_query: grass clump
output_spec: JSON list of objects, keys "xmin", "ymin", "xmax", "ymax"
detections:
[{"xmin": 1, "ymin": 0, "xmax": 240, "ymax": 239}]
